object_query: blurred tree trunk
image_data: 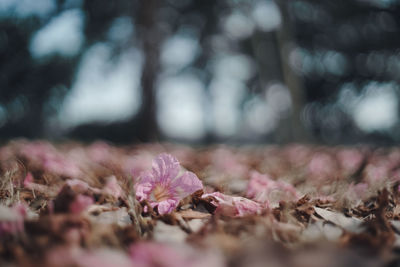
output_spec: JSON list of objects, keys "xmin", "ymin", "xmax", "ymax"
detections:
[
  {"xmin": 135, "ymin": 0, "xmax": 160, "ymax": 142},
  {"xmin": 276, "ymin": 0, "xmax": 311, "ymax": 143},
  {"xmin": 251, "ymin": 30, "xmax": 291, "ymax": 143}
]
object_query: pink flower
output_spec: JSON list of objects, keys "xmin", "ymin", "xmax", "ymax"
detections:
[
  {"xmin": 69, "ymin": 195, "xmax": 94, "ymax": 214},
  {"xmin": 202, "ymin": 192, "xmax": 266, "ymax": 217},
  {"xmin": 246, "ymin": 171, "xmax": 299, "ymax": 205},
  {"xmin": 135, "ymin": 153, "xmax": 203, "ymax": 215}
]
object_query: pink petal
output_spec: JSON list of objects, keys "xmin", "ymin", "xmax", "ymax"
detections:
[
  {"xmin": 69, "ymin": 195, "xmax": 94, "ymax": 214},
  {"xmin": 152, "ymin": 153, "xmax": 180, "ymax": 184},
  {"xmin": 203, "ymin": 192, "xmax": 266, "ymax": 217},
  {"xmin": 103, "ymin": 176, "xmax": 123, "ymax": 199},
  {"xmin": 337, "ymin": 149, "xmax": 363, "ymax": 174},
  {"xmin": 157, "ymin": 199, "xmax": 179, "ymax": 215},
  {"xmin": 135, "ymin": 153, "xmax": 202, "ymax": 215},
  {"xmin": 308, "ymin": 153, "xmax": 336, "ymax": 180},
  {"xmin": 346, "ymin": 182, "xmax": 368, "ymax": 202},
  {"xmin": 23, "ymin": 174, "xmax": 54, "ymax": 194},
  {"xmin": 135, "ymin": 182, "xmax": 153, "ymax": 201},
  {"xmin": 246, "ymin": 171, "xmax": 299, "ymax": 205},
  {"xmin": 23, "ymin": 172, "xmax": 34, "ymax": 188},
  {"xmin": 66, "ymin": 179, "xmax": 90, "ymax": 192},
  {"xmin": 138, "ymin": 170, "xmax": 156, "ymax": 184},
  {"xmin": 173, "ymin": 171, "xmax": 203, "ymax": 197},
  {"xmin": 234, "ymin": 197, "xmax": 266, "ymax": 217}
]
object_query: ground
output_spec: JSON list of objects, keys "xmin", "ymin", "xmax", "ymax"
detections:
[{"xmin": 0, "ymin": 140, "xmax": 399, "ymax": 267}]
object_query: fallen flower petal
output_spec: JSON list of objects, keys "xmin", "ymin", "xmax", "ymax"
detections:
[
  {"xmin": 24, "ymin": 172, "xmax": 58, "ymax": 196},
  {"xmin": 337, "ymin": 148, "xmax": 363, "ymax": 175},
  {"xmin": 308, "ymin": 152, "xmax": 337, "ymax": 182},
  {"xmin": 23, "ymin": 172, "xmax": 34, "ymax": 188},
  {"xmin": 69, "ymin": 195, "xmax": 94, "ymax": 214},
  {"xmin": 246, "ymin": 171, "xmax": 299, "ymax": 206},
  {"xmin": 135, "ymin": 153, "xmax": 203, "ymax": 215},
  {"xmin": 66, "ymin": 179, "xmax": 102, "ymax": 194},
  {"xmin": 66, "ymin": 179, "xmax": 90, "ymax": 192},
  {"xmin": 202, "ymin": 192, "xmax": 266, "ymax": 217},
  {"xmin": 103, "ymin": 176, "xmax": 123, "ymax": 199}
]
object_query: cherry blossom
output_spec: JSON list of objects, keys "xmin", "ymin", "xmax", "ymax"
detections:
[{"xmin": 135, "ymin": 153, "xmax": 203, "ymax": 215}]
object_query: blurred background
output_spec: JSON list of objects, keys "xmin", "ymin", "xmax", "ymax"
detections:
[{"xmin": 1, "ymin": 0, "xmax": 400, "ymax": 144}]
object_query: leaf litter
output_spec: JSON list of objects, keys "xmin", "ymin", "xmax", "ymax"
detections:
[{"xmin": 0, "ymin": 141, "xmax": 400, "ymax": 266}]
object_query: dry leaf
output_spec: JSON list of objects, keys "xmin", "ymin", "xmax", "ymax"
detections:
[{"xmin": 314, "ymin": 207, "xmax": 363, "ymax": 233}]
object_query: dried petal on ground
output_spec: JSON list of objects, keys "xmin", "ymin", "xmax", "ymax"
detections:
[
  {"xmin": 103, "ymin": 176, "xmax": 123, "ymax": 199},
  {"xmin": 24, "ymin": 172, "xmax": 58, "ymax": 195},
  {"xmin": 246, "ymin": 171, "xmax": 299, "ymax": 206},
  {"xmin": 69, "ymin": 195, "xmax": 94, "ymax": 214},
  {"xmin": 202, "ymin": 192, "xmax": 266, "ymax": 217}
]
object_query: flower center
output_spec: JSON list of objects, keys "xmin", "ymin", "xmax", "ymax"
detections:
[{"xmin": 152, "ymin": 184, "xmax": 170, "ymax": 202}]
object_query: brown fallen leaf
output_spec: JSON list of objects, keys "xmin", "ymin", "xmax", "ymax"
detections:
[{"xmin": 341, "ymin": 189, "xmax": 396, "ymax": 251}]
